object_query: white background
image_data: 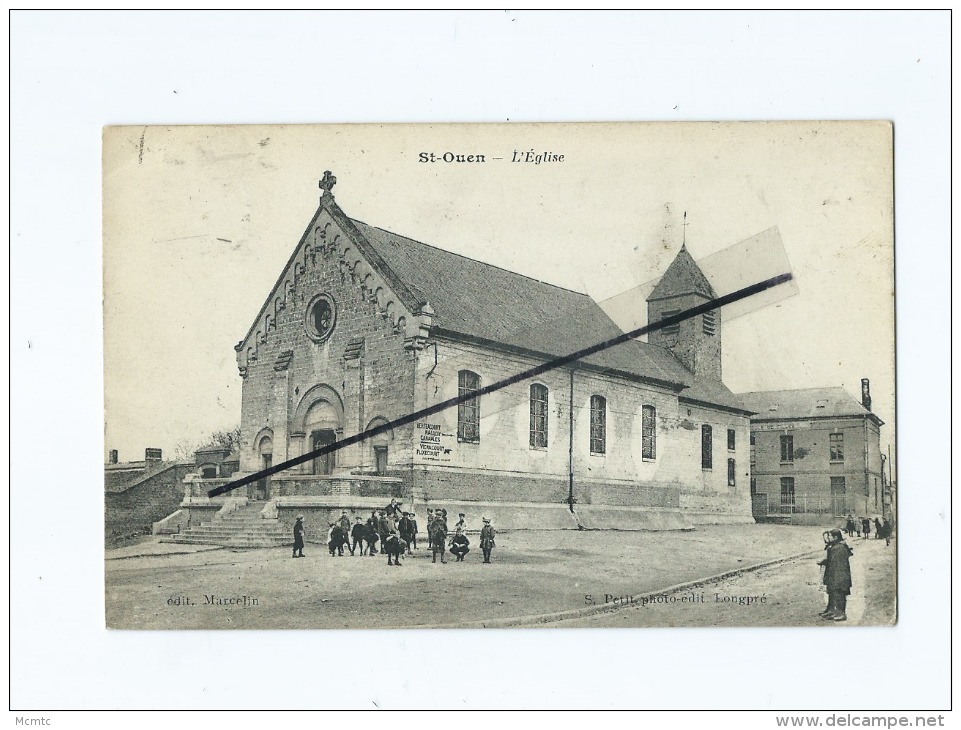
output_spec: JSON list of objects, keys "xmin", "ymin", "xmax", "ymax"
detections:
[{"xmin": 8, "ymin": 9, "xmax": 951, "ymax": 714}]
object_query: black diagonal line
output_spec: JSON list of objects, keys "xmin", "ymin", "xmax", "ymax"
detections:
[{"xmin": 208, "ymin": 272, "xmax": 792, "ymax": 497}]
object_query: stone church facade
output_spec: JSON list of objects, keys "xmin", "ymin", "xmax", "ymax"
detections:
[{"xmin": 201, "ymin": 175, "xmax": 755, "ymax": 530}]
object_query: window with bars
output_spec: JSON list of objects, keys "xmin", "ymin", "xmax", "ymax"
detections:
[
  {"xmin": 457, "ymin": 370, "xmax": 481, "ymax": 442},
  {"xmin": 703, "ymin": 310, "xmax": 717, "ymax": 336},
  {"xmin": 750, "ymin": 432, "xmax": 757, "ymax": 468},
  {"xmin": 829, "ymin": 432, "xmax": 844, "ymax": 462},
  {"xmin": 780, "ymin": 477, "xmax": 795, "ymax": 505},
  {"xmin": 780, "ymin": 434, "xmax": 794, "ymax": 463},
  {"xmin": 701, "ymin": 424, "xmax": 713, "ymax": 469},
  {"xmin": 642, "ymin": 404, "xmax": 657, "ymax": 460},
  {"xmin": 727, "ymin": 458, "xmax": 736, "ymax": 486},
  {"xmin": 727, "ymin": 428, "xmax": 736, "ymax": 451},
  {"xmin": 529, "ymin": 383, "xmax": 549, "ymax": 449},
  {"xmin": 590, "ymin": 395, "xmax": 606, "ymax": 455}
]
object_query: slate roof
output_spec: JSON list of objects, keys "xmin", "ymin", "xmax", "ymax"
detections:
[
  {"xmin": 351, "ymin": 218, "xmax": 750, "ymax": 413},
  {"xmin": 736, "ymin": 387, "xmax": 880, "ymax": 423},
  {"xmin": 648, "ymin": 245, "xmax": 718, "ymax": 301}
]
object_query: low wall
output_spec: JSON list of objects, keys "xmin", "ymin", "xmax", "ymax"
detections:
[
  {"xmin": 270, "ymin": 475, "xmax": 404, "ymax": 498},
  {"xmin": 680, "ymin": 492, "xmax": 754, "ymax": 525},
  {"xmin": 575, "ymin": 506, "xmax": 693, "ymax": 531}
]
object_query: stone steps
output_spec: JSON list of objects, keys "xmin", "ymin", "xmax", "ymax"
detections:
[{"xmin": 161, "ymin": 502, "xmax": 292, "ymax": 548}]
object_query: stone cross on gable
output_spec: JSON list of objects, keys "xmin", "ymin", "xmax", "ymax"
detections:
[{"xmin": 319, "ymin": 170, "xmax": 337, "ymax": 196}]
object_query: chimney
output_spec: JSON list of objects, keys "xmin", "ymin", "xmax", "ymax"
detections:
[
  {"xmin": 108, "ymin": 449, "xmax": 118, "ymax": 465},
  {"xmin": 145, "ymin": 447, "xmax": 163, "ymax": 468},
  {"xmin": 861, "ymin": 378, "xmax": 872, "ymax": 411}
]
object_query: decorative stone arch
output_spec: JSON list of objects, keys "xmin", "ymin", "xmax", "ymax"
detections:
[
  {"xmin": 292, "ymin": 384, "xmax": 345, "ymax": 435},
  {"xmin": 293, "ymin": 385, "xmax": 345, "ymax": 476}
]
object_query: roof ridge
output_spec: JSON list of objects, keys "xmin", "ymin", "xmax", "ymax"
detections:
[
  {"xmin": 350, "ymin": 219, "xmax": 593, "ymax": 299},
  {"xmin": 737, "ymin": 385, "xmax": 856, "ymax": 395}
]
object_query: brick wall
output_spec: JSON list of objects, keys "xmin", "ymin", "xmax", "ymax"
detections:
[
  {"xmin": 751, "ymin": 416, "xmax": 883, "ymax": 512},
  {"xmin": 104, "ymin": 463, "xmax": 193, "ymax": 543}
]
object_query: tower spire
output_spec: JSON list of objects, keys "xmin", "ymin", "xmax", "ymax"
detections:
[{"xmin": 681, "ymin": 211, "xmax": 688, "ymax": 251}]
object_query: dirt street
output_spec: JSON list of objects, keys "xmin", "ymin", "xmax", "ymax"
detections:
[
  {"xmin": 542, "ymin": 534, "xmax": 896, "ymax": 628},
  {"xmin": 104, "ymin": 525, "xmax": 895, "ymax": 630}
]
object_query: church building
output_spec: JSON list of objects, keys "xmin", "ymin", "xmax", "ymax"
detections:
[{"xmin": 205, "ymin": 173, "xmax": 756, "ymax": 531}]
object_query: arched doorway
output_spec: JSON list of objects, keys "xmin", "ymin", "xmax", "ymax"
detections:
[
  {"xmin": 255, "ymin": 433, "xmax": 273, "ymax": 500},
  {"xmin": 304, "ymin": 400, "xmax": 341, "ymax": 475}
]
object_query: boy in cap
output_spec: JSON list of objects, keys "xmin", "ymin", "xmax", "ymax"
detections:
[
  {"xmin": 455, "ymin": 513, "xmax": 468, "ymax": 532},
  {"xmin": 426, "ymin": 509, "xmax": 434, "ymax": 549},
  {"xmin": 339, "ymin": 510, "xmax": 351, "ymax": 536},
  {"xmin": 430, "ymin": 511, "xmax": 448, "ymax": 564},
  {"xmin": 292, "ymin": 515, "xmax": 306, "ymax": 558},
  {"xmin": 449, "ymin": 527, "xmax": 470, "ymax": 561},
  {"xmin": 350, "ymin": 516, "xmax": 366, "ymax": 556},
  {"xmin": 480, "ymin": 518, "xmax": 496, "ymax": 564}
]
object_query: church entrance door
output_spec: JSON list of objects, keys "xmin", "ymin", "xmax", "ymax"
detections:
[
  {"xmin": 312, "ymin": 429, "xmax": 337, "ymax": 475},
  {"xmin": 255, "ymin": 454, "xmax": 272, "ymax": 500}
]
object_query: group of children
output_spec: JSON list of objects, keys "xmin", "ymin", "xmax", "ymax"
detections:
[
  {"xmin": 292, "ymin": 499, "xmax": 497, "ymax": 565},
  {"xmin": 843, "ymin": 514, "xmax": 894, "ymax": 546},
  {"xmin": 818, "ymin": 512, "xmax": 896, "ymax": 622}
]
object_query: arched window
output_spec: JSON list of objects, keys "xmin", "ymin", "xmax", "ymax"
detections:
[
  {"xmin": 590, "ymin": 395, "xmax": 606, "ymax": 455},
  {"xmin": 642, "ymin": 404, "xmax": 657, "ymax": 460},
  {"xmin": 530, "ymin": 383, "xmax": 549, "ymax": 449},
  {"xmin": 457, "ymin": 370, "xmax": 481, "ymax": 442}
]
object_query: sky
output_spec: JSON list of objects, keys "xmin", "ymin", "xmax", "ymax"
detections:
[{"xmin": 103, "ymin": 121, "xmax": 895, "ymax": 465}]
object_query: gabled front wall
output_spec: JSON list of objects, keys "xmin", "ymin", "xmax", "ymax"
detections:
[{"xmin": 238, "ymin": 204, "xmax": 421, "ymax": 487}]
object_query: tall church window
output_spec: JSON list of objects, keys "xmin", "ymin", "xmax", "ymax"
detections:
[
  {"xmin": 727, "ymin": 428, "xmax": 736, "ymax": 451},
  {"xmin": 457, "ymin": 370, "xmax": 481, "ymax": 442},
  {"xmin": 703, "ymin": 310, "xmax": 717, "ymax": 336},
  {"xmin": 727, "ymin": 458, "xmax": 736, "ymax": 486},
  {"xmin": 780, "ymin": 434, "xmax": 794, "ymax": 463},
  {"xmin": 642, "ymin": 405, "xmax": 657, "ymax": 460},
  {"xmin": 701, "ymin": 424, "xmax": 713, "ymax": 469},
  {"xmin": 530, "ymin": 384, "xmax": 549, "ymax": 449},
  {"xmin": 829, "ymin": 432, "xmax": 844, "ymax": 462},
  {"xmin": 589, "ymin": 395, "xmax": 606, "ymax": 455}
]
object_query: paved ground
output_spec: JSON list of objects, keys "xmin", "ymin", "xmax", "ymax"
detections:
[{"xmin": 104, "ymin": 525, "xmax": 895, "ymax": 630}]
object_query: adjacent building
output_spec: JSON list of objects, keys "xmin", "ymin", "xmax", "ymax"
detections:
[{"xmin": 738, "ymin": 380, "xmax": 886, "ymax": 524}]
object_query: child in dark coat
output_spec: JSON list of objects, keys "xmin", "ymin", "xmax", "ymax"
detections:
[{"xmin": 818, "ymin": 529, "xmax": 854, "ymax": 621}]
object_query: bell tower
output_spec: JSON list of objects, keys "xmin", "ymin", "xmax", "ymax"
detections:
[{"xmin": 646, "ymin": 242, "xmax": 722, "ymax": 381}]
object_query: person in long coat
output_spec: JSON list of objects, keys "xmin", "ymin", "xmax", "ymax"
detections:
[
  {"xmin": 480, "ymin": 518, "xmax": 496, "ymax": 564},
  {"xmin": 818, "ymin": 529, "xmax": 854, "ymax": 621},
  {"xmin": 292, "ymin": 515, "xmax": 306, "ymax": 558}
]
